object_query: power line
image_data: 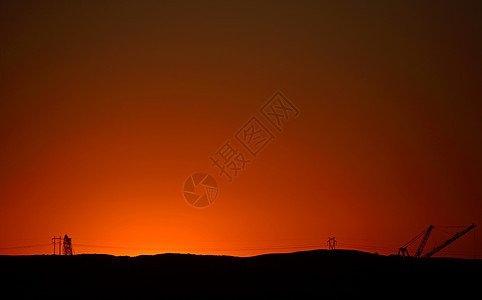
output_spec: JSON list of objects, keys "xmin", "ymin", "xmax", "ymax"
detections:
[
  {"xmin": 75, "ymin": 243, "xmax": 322, "ymax": 252},
  {"xmin": 0, "ymin": 235, "xmax": 477, "ymax": 258},
  {"xmin": 0, "ymin": 243, "xmax": 52, "ymax": 251}
]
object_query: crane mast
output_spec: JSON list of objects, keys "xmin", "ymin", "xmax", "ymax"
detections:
[
  {"xmin": 398, "ymin": 225, "xmax": 433, "ymax": 258},
  {"xmin": 414, "ymin": 225, "xmax": 433, "ymax": 258}
]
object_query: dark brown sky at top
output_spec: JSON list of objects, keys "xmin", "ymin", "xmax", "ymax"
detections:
[{"xmin": 0, "ymin": 1, "xmax": 481, "ymax": 257}]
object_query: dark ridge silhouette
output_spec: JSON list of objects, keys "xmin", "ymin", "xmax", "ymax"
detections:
[{"xmin": 1, "ymin": 249, "xmax": 480, "ymax": 298}]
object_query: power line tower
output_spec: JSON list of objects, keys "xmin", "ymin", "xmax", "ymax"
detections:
[
  {"xmin": 327, "ymin": 237, "xmax": 336, "ymax": 250},
  {"xmin": 52, "ymin": 235, "xmax": 73, "ymax": 255},
  {"xmin": 63, "ymin": 235, "xmax": 73, "ymax": 256}
]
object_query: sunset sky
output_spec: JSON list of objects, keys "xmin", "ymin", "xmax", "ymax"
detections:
[{"xmin": 1, "ymin": 1, "xmax": 481, "ymax": 258}]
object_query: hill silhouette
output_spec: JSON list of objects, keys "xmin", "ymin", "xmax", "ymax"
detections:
[{"xmin": 1, "ymin": 249, "xmax": 480, "ymax": 298}]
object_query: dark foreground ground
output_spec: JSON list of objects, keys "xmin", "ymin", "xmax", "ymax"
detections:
[{"xmin": 1, "ymin": 249, "xmax": 480, "ymax": 298}]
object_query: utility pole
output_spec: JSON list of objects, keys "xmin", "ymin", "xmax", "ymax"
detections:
[
  {"xmin": 52, "ymin": 236, "xmax": 62, "ymax": 255},
  {"xmin": 327, "ymin": 237, "xmax": 336, "ymax": 250}
]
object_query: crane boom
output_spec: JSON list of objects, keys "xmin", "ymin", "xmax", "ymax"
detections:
[
  {"xmin": 415, "ymin": 225, "xmax": 433, "ymax": 258},
  {"xmin": 421, "ymin": 224, "xmax": 476, "ymax": 258}
]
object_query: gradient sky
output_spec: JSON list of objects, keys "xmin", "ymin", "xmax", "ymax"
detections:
[{"xmin": 1, "ymin": 1, "xmax": 481, "ymax": 258}]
